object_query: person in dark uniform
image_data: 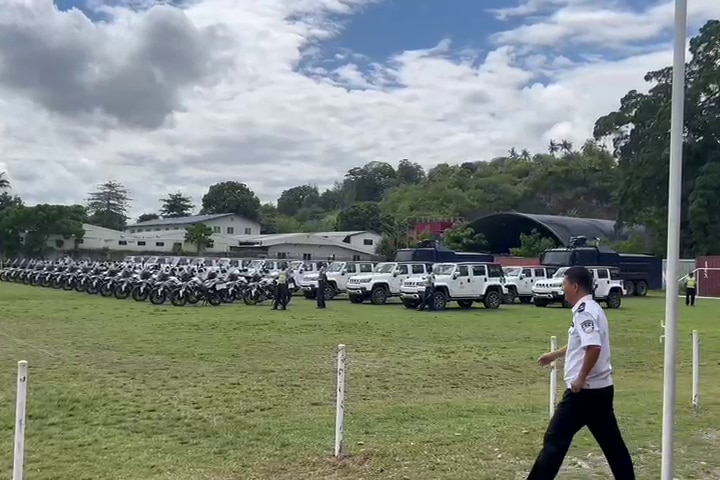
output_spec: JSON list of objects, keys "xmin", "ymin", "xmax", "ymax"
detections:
[
  {"xmin": 284, "ymin": 267, "xmax": 294, "ymax": 305},
  {"xmin": 685, "ymin": 272, "xmax": 697, "ymax": 306},
  {"xmin": 316, "ymin": 265, "xmax": 327, "ymax": 309},
  {"xmin": 528, "ymin": 266, "xmax": 635, "ymax": 480},
  {"xmin": 272, "ymin": 269, "xmax": 289, "ymax": 310},
  {"xmin": 416, "ymin": 271, "xmax": 435, "ymax": 311}
]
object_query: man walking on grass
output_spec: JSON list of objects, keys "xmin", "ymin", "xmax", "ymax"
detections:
[{"xmin": 527, "ymin": 266, "xmax": 635, "ymax": 480}]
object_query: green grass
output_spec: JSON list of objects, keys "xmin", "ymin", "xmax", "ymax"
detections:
[{"xmin": 0, "ymin": 284, "xmax": 718, "ymax": 480}]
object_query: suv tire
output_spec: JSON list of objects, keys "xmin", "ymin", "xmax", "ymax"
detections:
[
  {"xmin": 483, "ymin": 290, "xmax": 502, "ymax": 309},
  {"xmin": 370, "ymin": 286, "xmax": 388, "ymax": 305}
]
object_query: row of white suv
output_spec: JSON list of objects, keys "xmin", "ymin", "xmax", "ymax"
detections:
[
  {"xmin": 294, "ymin": 261, "xmax": 626, "ymax": 310},
  {"xmin": 296, "ymin": 261, "xmax": 509, "ymax": 311}
]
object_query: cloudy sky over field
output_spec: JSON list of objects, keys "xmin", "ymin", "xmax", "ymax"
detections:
[{"xmin": 1, "ymin": 0, "xmax": 719, "ymax": 216}]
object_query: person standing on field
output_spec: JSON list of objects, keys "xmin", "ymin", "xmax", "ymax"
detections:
[
  {"xmin": 685, "ymin": 272, "xmax": 697, "ymax": 306},
  {"xmin": 527, "ymin": 266, "xmax": 635, "ymax": 480},
  {"xmin": 416, "ymin": 271, "xmax": 436, "ymax": 311},
  {"xmin": 272, "ymin": 269, "xmax": 289, "ymax": 310},
  {"xmin": 316, "ymin": 265, "xmax": 327, "ymax": 309}
]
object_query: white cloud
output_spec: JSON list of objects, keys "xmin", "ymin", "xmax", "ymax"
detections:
[{"xmin": 0, "ymin": 0, "xmax": 719, "ymax": 218}]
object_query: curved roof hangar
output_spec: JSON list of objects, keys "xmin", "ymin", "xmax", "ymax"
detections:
[{"xmin": 468, "ymin": 212, "xmax": 618, "ymax": 254}]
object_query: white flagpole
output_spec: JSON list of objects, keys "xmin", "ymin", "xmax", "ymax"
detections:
[{"xmin": 660, "ymin": 0, "xmax": 687, "ymax": 478}]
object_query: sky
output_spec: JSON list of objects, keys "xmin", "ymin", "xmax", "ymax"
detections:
[{"xmin": 1, "ymin": 0, "xmax": 719, "ymax": 218}]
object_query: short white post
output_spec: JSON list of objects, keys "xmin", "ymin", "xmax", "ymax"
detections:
[
  {"xmin": 334, "ymin": 344, "xmax": 346, "ymax": 458},
  {"xmin": 692, "ymin": 330, "xmax": 699, "ymax": 411},
  {"xmin": 13, "ymin": 361, "xmax": 28, "ymax": 480},
  {"xmin": 549, "ymin": 336, "xmax": 558, "ymax": 419}
]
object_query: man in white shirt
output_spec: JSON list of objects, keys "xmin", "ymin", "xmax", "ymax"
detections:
[{"xmin": 527, "ymin": 266, "xmax": 635, "ymax": 479}]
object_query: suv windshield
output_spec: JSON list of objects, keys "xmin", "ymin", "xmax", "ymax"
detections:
[
  {"xmin": 433, "ymin": 264, "xmax": 455, "ymax": 275},
  {"xmin": 375, "ymin": 263, "xmax": 396, "ymax": 273},
  {"xmin": 248, "ymin": 260, "xmax": 264, "ymax": 269},
  {"xmin": 328, "ymin": 262, "xmax": 345, "ymax": 272},
  {"xmin": 553, "ymin": 267, "xmax": 570, "ymax": 278},
  {"xmin": 504, "ymin": 267, "xmax": 521, "ymax": 276}
]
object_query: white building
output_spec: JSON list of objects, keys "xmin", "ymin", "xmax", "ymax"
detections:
[
  {"xmin": 47, "ymin": 224, "xmax": 134, "ymax": 251},
  {"xmin": 127, "ymin": 230, "xmax": 240, "ymax": 254},
  {"xmin": 232, "ymin": 233, "xmax": 376, "ymax": 261},
  {"xmin": 314, "ymin": 231, "xmax": 382, "ymax": 253},
  {"xmin": 45, "ymin": 225, "xmax": 378, "ymax": 261},
  {"xmin": 124, "ymin": 213, "xmax": 261, "ymax": 237}
]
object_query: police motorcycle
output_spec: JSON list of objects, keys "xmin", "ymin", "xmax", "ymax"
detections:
[
  {"xmin": 169, "ymin": 269, "xmax": 226, "ymax": 307},
  {"xmin": 242, "ymin": 269, "xmax": 284, "ymax": 306}
]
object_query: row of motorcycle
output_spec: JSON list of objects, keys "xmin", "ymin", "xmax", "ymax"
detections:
[{"xmin": 0, "ymin": 259, "xmax": 294, "ymax": 307}]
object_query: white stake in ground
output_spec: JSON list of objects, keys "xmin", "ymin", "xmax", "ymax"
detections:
[
  {"xmin": 13, "ymin": 361, "xmax": 28, "ymax": 480},
  {"xmin": 692, "ymin": 330, "xmax": 699, "ymax": 411},
  {"xmin": 334, "ymin": 344, "xmax": 346, "ymax": 458},
  {"xmin": 549, "ymin": 336, "xmax": 558, "ymax": 418}
]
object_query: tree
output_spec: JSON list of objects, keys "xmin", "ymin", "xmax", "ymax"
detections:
[
  {"xmin": 335, "ymin": 202, "xmax": 386, "ymax": 232},
  {"xmin": 137, "ymin": 213, "xmax": 159, "ymax": 223},
  {"xmin": 0, "ymin": 172, "xmax": 10, "ymax": 189},
  {"xmin": 201, "ymin": 181, "xmax": 261, "ymax": 221},
  {"xmin": 342, "ymin": 161, "xmax": 397, "ymax": 202},
  {"xmin": 606, "ymin": 232, "xmax": 654, "ymax": 254},
  {"xmin": 509, "ymin": 229, "xmax": 558, "ymax": 257},
  {"xmin": 0, "ymin": 192, "xmax": 22, "ymax": 212},
  {"xmin": 442, "ymin": 224, "xmax": 488, "ymax": 252},
  {"xmin": 184, "ymin": 223, "xmax": 213, "ymax": 253},
  {"xmin": 594, "ymin": 19, "xmax": 720, "ymax": 256},
  {"xmin": 277, "ymin": 185, "xmax": 320, "ymax": 217},
  {"xmin": 160, "ymin": 193, "xmax": 194, "ymax": 218},
  {"xmin": 689, "ymin": 162, "xmax": 720, "ymax": 256},
  {"xmin": 396, "ymin": 159, "xmax": 426, "ymax": 185},
  {"xmin": 0, "ymin": 204, "xmax": 86, "ymax": 257},
  {"xmin": 87, "ymin": 181, "xmax": 131, "ymax": 230}
]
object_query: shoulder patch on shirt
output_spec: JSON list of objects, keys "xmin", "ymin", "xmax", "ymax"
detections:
[
  {"xmin": 580, "ymin": 318, "xmax": 595, "ymax": 333},
  {"xmin": 576, "ymin": 302, "xmax": 586, "ymax": 313}
]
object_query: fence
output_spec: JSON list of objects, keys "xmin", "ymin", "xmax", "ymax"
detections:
[
  {"xmin": 8, "ymin": 332, "xmax": 705, "ymax": 475},
  {"xmin": 662, "ymin": 259, "xmax": 696, "ymax": 290}
]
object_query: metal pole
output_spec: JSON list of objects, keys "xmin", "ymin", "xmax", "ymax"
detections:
[{"xmin": 661, "ymin": 0, "xmax": 687, "ymax": 477}]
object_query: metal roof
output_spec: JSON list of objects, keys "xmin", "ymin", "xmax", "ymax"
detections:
[
  {"xmin": 469, "ymin": 212, "xmax": 621, "ymax": 254},
  {"xmin": 127, "ymin": 214, "xmax": 235, "ymax": 228},
  {"xmin": 232, "ymin": 233, "xmax": 376, "ymax": 254},
  {"xmin": 313, "ymin": 231, "xmax": 377, "ymax": 237}
]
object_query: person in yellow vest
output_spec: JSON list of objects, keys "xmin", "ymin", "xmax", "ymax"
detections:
[
  {"xmin": 685, "ymin": 272, "xmax": 696, "ymax": 306},
  {"xmin": 273, "ymin": 269, "xmax": 289, "ymax": 310}
]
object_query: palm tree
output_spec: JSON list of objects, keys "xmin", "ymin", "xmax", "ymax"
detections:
[{"xmin": 0, "ymin": 172, "xmax": 9, "ymax": 189}]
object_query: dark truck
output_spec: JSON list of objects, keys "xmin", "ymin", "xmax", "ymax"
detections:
[
  {"xmin": 395, "ymin": 241, "xmax": 494, "ymax": 263},
  {"xmin": 539, "ymin": 236, "xmax": 662, "ymax": 296}
]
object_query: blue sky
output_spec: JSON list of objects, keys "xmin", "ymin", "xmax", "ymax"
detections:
[{"xmin": 54, "ymin": 0, "xmax": 685, "ymax": 73}]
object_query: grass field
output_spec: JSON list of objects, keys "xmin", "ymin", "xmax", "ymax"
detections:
[{"xmin": 0, "ymin": 284, "xmax": 718, "ymax": 480}]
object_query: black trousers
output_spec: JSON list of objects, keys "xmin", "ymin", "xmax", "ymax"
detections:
[
  {"xmin": 316, "ymin": 281, "xmax": 326, "ymax": 308},
  {"xmin": 417, "ymin": 286, "xmax": 434, "ymax": 310},
  {"xmin": 686, "ymin": 287, "xmax": 696, "ymax": 306},
  {"xmin": 273, "ymin": 284, "xmax": 288, "ymax": 309},
  {"xmin": 527, "ymin": 386, "xmax": 635, "ymax": 480}
]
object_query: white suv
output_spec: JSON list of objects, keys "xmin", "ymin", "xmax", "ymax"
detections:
[
  {"xmin": 532, "ymin": 266, "xmax": 624, "ymax": 309},
  {"xmin": 346, "ymin": 262, "xmax": 430, "ymax": 305},
  {"xmin": 400, "ymin": 262, "xmax": 507, "ymax": 310},
  {"xmin": 300, "ymin": 261, "xmax": 376, "ymax": 300},
  {"xmin": 503, "ymin": 266, "xmax": 555, "ymax": 304}
]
